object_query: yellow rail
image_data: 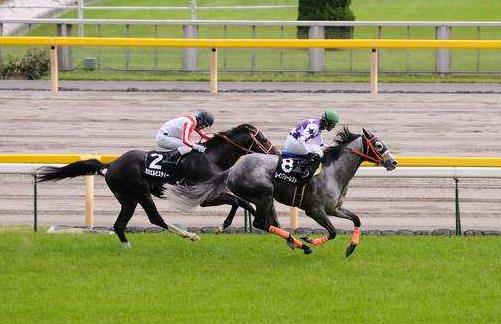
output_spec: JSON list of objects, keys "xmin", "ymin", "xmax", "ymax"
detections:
[
  {"xmin": 2, "ymin": 36, "xmax": 500, "ymax": 94},
  {"xmin": 1, "ymin": 36, "xmax": 501, "ymax": 49},
  {"xmin": 1, "ymin": 154, "xmax": 501, "ymax": 167}
]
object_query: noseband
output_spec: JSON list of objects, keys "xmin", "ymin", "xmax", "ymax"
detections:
[
  {"xmin": 349, "ymin": 135, "xmax": 384, "ymax": 165},
  {"xmin": 218, "ymin": 128, "xmax": 275, "ymax": 154}
]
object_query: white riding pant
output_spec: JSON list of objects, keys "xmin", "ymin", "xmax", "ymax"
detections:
[
  {"xmin": 283, "ymin": 135, "xmax": 324, "ymax": 157},
  {"xmin": 155, "ymin": 135, "xmax": 192, "ymax": 155}
]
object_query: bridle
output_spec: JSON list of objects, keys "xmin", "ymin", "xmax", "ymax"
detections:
[
  {"xmin": 218, "ymin": 128, "xmax": 276, "ymax": 154},
  {"xmin": 348, "ymin": 135, "xmax": 385, "ymax": 165}
]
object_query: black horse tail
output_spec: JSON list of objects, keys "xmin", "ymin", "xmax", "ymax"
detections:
[
  {"xmin": 163, "ymin": 170, "xmax": 230, "ymax": 211},
  {"xmin": 36, "ymin": 159, "xmax": 107, "ymax": 182}
]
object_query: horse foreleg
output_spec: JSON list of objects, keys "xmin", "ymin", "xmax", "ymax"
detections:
[
  {"xmin": 301, "ymin": 209, "xmax": 337, "ymax": 247},
  {"xmin": 140, "ymin": 196, "xmax": 200, "ymax": 241},
  {"xmin": 326, "ymin": 207, "xmax": 361, "ymax": 257}
]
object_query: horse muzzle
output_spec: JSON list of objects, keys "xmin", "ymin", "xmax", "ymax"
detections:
[{"xmin": 382, "ymin": 152, "xmax": 398, "ymax": 171}]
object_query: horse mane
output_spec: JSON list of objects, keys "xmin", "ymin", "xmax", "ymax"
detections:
[
  {"xmin": 322, "ymin": 127, "xmax": 361, "ymax": 166},
  {"xmin": 204, "ymin": 124, "xmax": 257, "ymax": 149}
]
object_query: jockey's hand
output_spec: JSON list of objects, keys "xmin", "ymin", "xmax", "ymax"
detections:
[{"xmin": 193, "ymin": 144, "xmax": 206, "ymax": 153}]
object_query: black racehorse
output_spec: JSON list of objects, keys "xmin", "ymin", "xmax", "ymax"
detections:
[{"xmin": 37, "ymin": 124, "xmax": 277, "ymax": 247}]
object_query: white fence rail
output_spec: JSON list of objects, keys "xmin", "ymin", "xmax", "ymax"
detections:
[{"xmin": 2, "ymin": 163, "xmax": 501, "ymax": 233}]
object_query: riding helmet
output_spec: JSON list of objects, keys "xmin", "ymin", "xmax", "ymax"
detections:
[
  {"xmin": 322, "ymin": 109, "xmax": 339, "ymax": 127},
  {"xmin": 195, "ymin": 110, "xmax": 214, "ymax": 128}
]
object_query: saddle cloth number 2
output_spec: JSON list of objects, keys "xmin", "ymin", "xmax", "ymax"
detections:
[
  {"xmin": 149, "ymin": 153, "xmax": 163, "ymax": 170},
  {"xmin": 281, "ymin": 158, "xmax": 294, "ymax": 173}
]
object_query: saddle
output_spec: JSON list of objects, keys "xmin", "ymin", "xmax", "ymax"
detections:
[
  {"xmin": 273, "ymin": 152, "xmax": 321, "ymax": 186},
  {"xmin": 144, "ymin": 150, "xmax": 182, "ymax": 181}
]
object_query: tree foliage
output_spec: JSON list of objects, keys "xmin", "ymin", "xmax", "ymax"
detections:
[{"xmin": 297, "ymin": 0, "xmax": 355, "ymax": 39}]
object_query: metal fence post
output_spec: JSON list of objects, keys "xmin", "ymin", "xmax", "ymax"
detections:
[
  {"xmin": 78, "ymin": 0, "xmax": 84, "ymax": 37},
  {"xmin": 454, "ymin": 177, "xmax": 461, "ymax": 236},
  {"xmin": 435, "ymin": 25, "xmax": 451, "ymax": 74},
  {"xmin": 370, "ymin": 48, "xmax": 379, "ymax": 94},
  {"xmin": 57, "ymin": 24, "xmax": 73, "ymax": 71},
  {"xmin": 0, "ymin": 23, "xmax": 3, "ymax": 66},
  {"xmin": 125, "ymin": 24, "xmax": 131, "ymax": 70},
  {"xmin": 33, "ymin": 172, "xmax": 38, "ymax": 232},
  {"xmin": 183, "ymin": 24, "xmax": 198, "ymax": 71},
  {"xmin": 50, "ymin": 46, "xmax": 59, "ymax": 93},
  {"xmin": 309, "ymin": 25, "xmax": 325, "ymax": 72}
]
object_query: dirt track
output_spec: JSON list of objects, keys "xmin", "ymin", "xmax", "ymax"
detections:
[{"xmin": 1, "ymin": 90, "xmax": 501, "ymax": 231}]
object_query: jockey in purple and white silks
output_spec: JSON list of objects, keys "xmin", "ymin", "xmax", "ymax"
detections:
[
  {"xmin": 283, "ymin": 110, "xmax": 340, "ymax": 159},
  {"xmin": 155, "ymin": 110, "xmax": 214, "ymax": 156}
]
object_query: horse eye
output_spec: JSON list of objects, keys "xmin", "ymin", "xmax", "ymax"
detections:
[{"xmin": 375, "ymin": 141, "xmax": 384, "ymax": 151}]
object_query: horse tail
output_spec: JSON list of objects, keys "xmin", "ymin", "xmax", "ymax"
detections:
[
  {"xmin": 36, "ymin": 159, "xmax": 107, "ymax": 182},
  {"xmin": 163, "ymin": 170, "xmax": 230, "ymax": 211}
]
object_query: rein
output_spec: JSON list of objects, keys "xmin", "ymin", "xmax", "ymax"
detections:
[
  {"xmin": 218, "ymin": 128, "xmax": 275, "ymax": 154},
  {"xmin": 348, "ymin": 135, "xmax": 384, "ymax": 165}
]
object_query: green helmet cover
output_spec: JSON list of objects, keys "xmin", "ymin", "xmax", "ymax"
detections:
[{"xmin": 322, "ymin": 110, "xmax": 339, "ymax": 126}]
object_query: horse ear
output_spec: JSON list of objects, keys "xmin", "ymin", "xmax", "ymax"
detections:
[{"xmin": 362, "ymin": 128, "xmax": 373, "ymax": 138}]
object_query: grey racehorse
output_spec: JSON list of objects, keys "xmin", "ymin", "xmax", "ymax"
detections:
[{"xmin": 165, "ymin": 128, "xmax": 397, "ymax": 256}]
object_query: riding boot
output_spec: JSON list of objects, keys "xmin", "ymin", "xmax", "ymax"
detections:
[
  {"xmin": 298, "ymin": 153, "xmax": 321, "ymax": 179},
  {"xmin": 167, "ymin": 151, "xmax": 182, "ymax": 168}
]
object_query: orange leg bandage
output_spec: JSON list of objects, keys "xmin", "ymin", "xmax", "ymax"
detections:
[
  {"xmin": 351, "ymin": 227, "xmax": 360, "ymax": 245},
  {"xmin": 310, "ymin": 236, "xmax": 330, "ymax": 246},
  {"xmin": 269, "ymin": 226, "xmax": 302, "ymax": 248}
]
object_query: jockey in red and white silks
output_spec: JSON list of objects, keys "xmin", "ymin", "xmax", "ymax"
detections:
[{"xmin": 155, "ymin": 111, "xmax": 214, "ymax": 155}]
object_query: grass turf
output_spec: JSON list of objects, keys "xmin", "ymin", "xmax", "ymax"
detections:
[{"xmin": 0, "ymin": 230, "xmax": 499, "ymax": 323}]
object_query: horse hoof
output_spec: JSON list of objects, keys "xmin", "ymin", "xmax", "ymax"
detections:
[
  {"xmin": 215, "ymin": 225, "xmax": 224, "ymax": 235},
  {"xmin": 303, "ymin": 246, "xmax": 313, "ymax": 255},
  {"xmin": 189, "ymin": 234, "xmax": 201, "ymax": 241},
  {"xmin": 121, "ymin": 242, "xmax": 131, "ymax": 249},
  {"xmin": 300, "ymin": 235, "xmax": 314, "ymax": 244},
  {"xmin": 345, "ymin": 243, "xmax": 357, "ymax": 257}
]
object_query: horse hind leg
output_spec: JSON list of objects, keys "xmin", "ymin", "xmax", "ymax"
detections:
[
  {"xmin": 253, "ymin": 197, "xmax": 312, "ymax": 255},
  {"xmin": 113, "ymin": 201, "xmax": 137, "ymax": 248},
  {"xmin": 301, "ymin": 209, "xmax": 337, "ymax": 248},
  {"xmin": 139, "ymin": 195, "xmax": 200, "ymax": 241}
]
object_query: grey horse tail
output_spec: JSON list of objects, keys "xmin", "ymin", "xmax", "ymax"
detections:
[
  {"xmin": 36, "ymin": 159, "xmax": 107, "ymax": 182},
  {"xmin": 163, "ymin": 170, "xmax": 230, "ymax": 211}
]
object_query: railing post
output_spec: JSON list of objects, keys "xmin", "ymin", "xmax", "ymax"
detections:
[
  {"xmin": 85, "ymin": 175, "xmax": 94, "ymax": 228},
  {"xmin": 33, "ymin": 172, "xmax": 38, "ymax": 232},
  {"xmin": 289, "ymin": 207, "xmax": 299, "ymax": 229},
  {"xmin": 435, "ymin": 25, "xmax": 451, "ymax": 74},
  {"xmin": 125, "ymin": 24, "xmax": 130, "ymax": 70},
  {"xmin": 309, "ymin": 25, "xmax": 325, "ymax": 72},
  {"xmin": 454, "ymin": 177, "xmax": 461, "ymax": 236},
  {"xmin": 210, "ymin": 48, "xmax": 218, "ymax": 94},
  {"xmin": 57, "ymin": 24, "xmax": 73, "ymax": 71},
  {"xmin": 0, "ymin": 23, "xmax": 3, "ymax": 66},
  {"xmin": 50, "ymin": 46, "xmax": 59, "ymax": 93},
  {"xmin": 77, "ymin": 0, "xmax": 84, "ymax": 37},
  {"xmin": 183, "ymin": 24, "xmax": 198, "ymax": 71},
  {"xmin": 370, "ymin": 48, "xmax": 379, "ymax": 95}
]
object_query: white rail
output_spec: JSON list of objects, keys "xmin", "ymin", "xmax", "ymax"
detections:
[
  {"xmin": 2, "ymin": 18, "xmax": 501, "ymax": 27},
  {"xmin": 3, "ymin": 164, "xmax": 501, "ymax": 178},
  {"xmin": 2, "ymin": 164, "xmax": 501, "ymax": 232}
]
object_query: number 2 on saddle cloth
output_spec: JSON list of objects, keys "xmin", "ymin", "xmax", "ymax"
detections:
[{"xmin": 144, "ymin": 150, "xmax": 182, "ymax": 183}]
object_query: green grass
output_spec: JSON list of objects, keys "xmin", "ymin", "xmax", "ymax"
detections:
[
  {"xmin": 58, "ymin": 70, "xmax": 501, "ymax": 83},
  {"xmin": 0, "ymin": 230, "xmax": 500, "ymax": 323}
]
